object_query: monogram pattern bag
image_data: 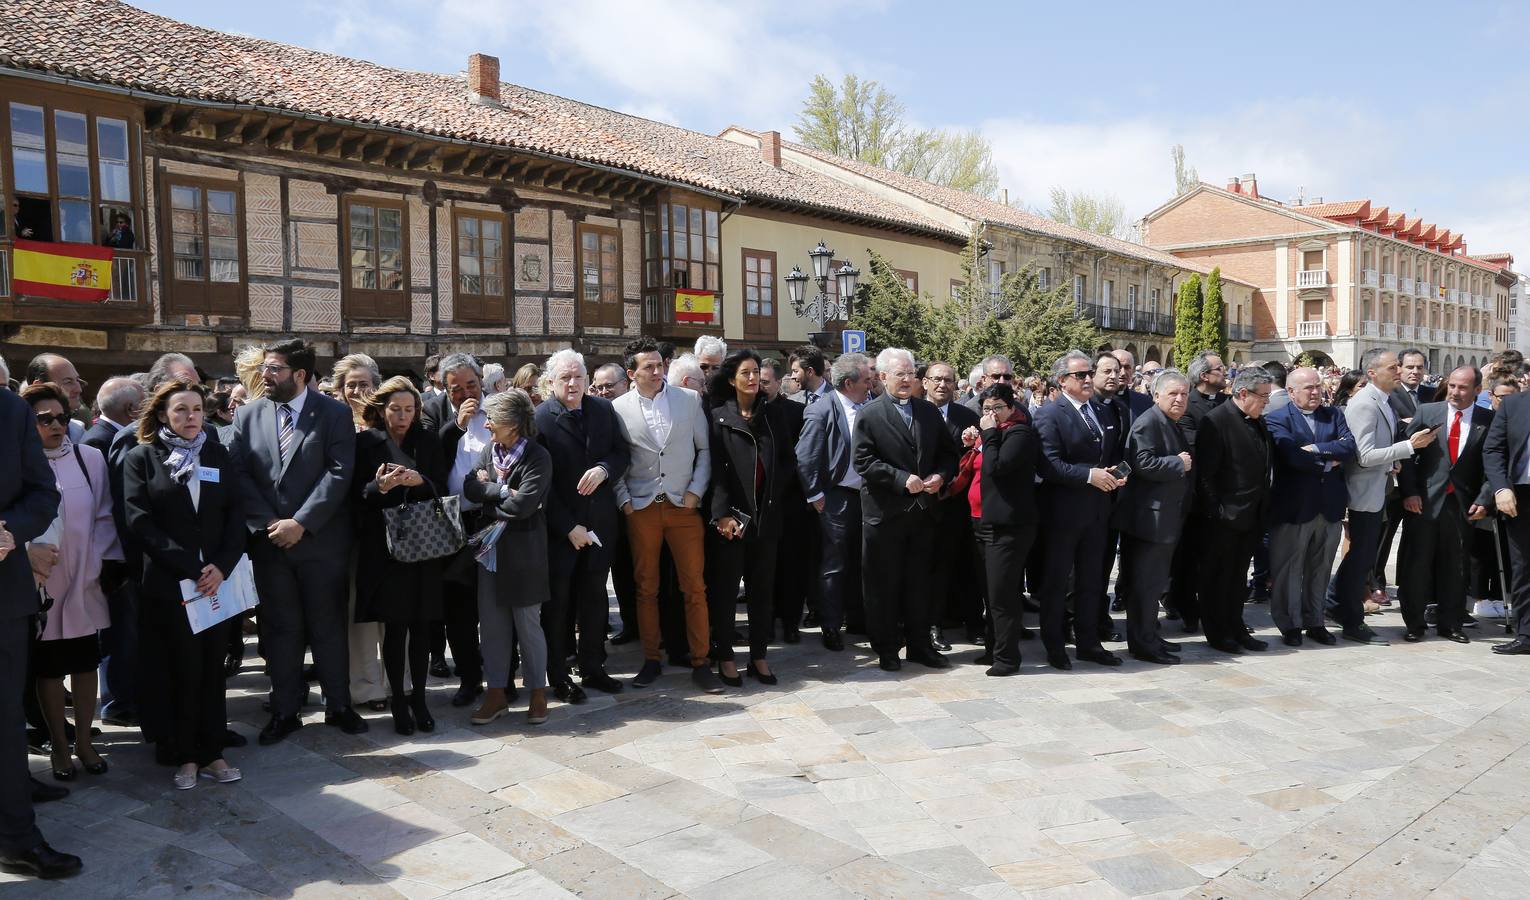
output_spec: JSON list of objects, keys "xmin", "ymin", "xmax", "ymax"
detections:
[{"xmin": 383, "ymin": 482, "xmax": 465, "ymax": 563}]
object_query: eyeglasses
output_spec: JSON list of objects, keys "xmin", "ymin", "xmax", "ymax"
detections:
[
  {"xmin": 258, "ymin": 364, "xmax": 291, "ymax": 375},
  {"xmin": 35, "ymin": 413, "xmax": 70, "ymax": 427},
  {"xmin": 1063, "ymin": 370, "xmax": 1094, "ymax": 381},
  {"xmin": 925, "ymin": 375, "xmax": 955, "ymax": 383},
  {"xmin": 980, "ymin": 405, "xmax": 1010, "ymax": 415},
  {"xmin": 699, "ymin": 363, "xmax": 718, "ymax": 373},
  {"xmin": 988, "ymin": 373, "xmax": 1014, "ymax": 381}
]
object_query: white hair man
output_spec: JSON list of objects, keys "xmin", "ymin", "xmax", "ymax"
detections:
[
  {"xmin": 963, "ymin": 354, "xmax": 1016, "ymax": 414},
  {"xmin": 853, "ymin": 347, "xmax": 960, "ymax": 671},
  {"xmin": 668, "ymin": 354, "xmax": 705, "ymax": 392},
  {"xmin": 693, "ymin": 336, "xmax": 727, "ymax": 383}
]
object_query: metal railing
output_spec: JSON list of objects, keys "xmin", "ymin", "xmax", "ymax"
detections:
[
  {"xmin": 0, "ymin": 246, "xmax": 9, "ymax": 297},
  {"xmin": 1362, "ymin": 268, "xmax": 1378, "ymax": 287},
  {"xmin": 1296, "ymin": 270, "xmax": 1329, "ymax": 288},
  {"xmin": 1448, "ymin": 288, "xmax": 1461, "ymax": 303},
  {"xmin": 1418, "ymin": 281, "xmax": 1434, "ymax": 298},
  {"xmin": 110, "ymin": 255, "xmax": 137, "ymax": 303},
  {"xmin": 1383, "ymin": 273, "xmax": 1398, "ymax": 291},
  {"xmin": 1401, "ymin": 277, "xmax": 1416, "ymax": 294},
  {"xmin": 1296, "ymin": 320, "xmax": 1329, "ymax": 338}
]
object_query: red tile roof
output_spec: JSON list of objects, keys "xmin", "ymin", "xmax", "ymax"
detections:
[{"xmin": 1297, "ymin": 200, "xmax": 1370, "ymax": 219}]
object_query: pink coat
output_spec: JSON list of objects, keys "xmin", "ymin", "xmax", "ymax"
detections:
[{"xmin": 38, "ymin": 442, "xmax": 120, "ymax": 641}]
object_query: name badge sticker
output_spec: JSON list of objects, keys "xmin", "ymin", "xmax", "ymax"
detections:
[{"xmin": 197, "ymin": 466, "xmax": 221, "ymax": 483}]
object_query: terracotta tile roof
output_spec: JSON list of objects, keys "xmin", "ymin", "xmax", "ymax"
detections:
[
  {"xmin": 1296, "ymin": 200, "xmax": 1370, "ymax": 218},
  {"xmin": 0, "ymin": 0, "xmax": 964, "ymax": 241}
]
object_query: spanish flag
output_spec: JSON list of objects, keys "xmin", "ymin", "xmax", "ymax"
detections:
[
  {"xmin": 12, "ymin": 239, "xmax": 114, "ymax": 302},
  {"xmin": 674, "ymin": 288, "xmax": 714, "ymax": 324}
]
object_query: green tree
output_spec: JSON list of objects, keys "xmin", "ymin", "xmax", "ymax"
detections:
[
  {"xmin": 996, "ymin": 266, "xmax": 1102, "ymax": 376},
  {"xmin": 1046, "ymin": 187, "xmax": 1128, "ymax": 239},
  {"xmin": 1171, "ymin": 275, "xmax": 1203, "ymax": 367},
  {"xmin": 918, "ymin": 229, "xmax": 1000, "ymax": 371},
  {"xmin": 795, "ymin": 75, "xmax": 1000, "ymax": 197},
  {"xmin": 1199, "ymin": 267, "xmax": 1228, "ymax": 359},
  {"xmin": 1171, "ymin": 143, "xmax": 1199, "ymax": 196},
  {"xmin": 847, "ymin": 249, "xmax": 927, "ymax": 354}
]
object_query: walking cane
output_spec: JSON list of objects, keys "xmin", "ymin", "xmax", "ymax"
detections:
[{"xmin": 1492, "ymin": 517, "xmax": 1512, "ymax": 635}]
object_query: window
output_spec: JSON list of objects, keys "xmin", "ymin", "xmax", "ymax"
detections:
[
  {"xmin": 1127, "ymin": 285, "xmax": 1139, "ymax": 323},
  {"xmin": 950, "ymin": 279, "xmax": 962, "ymax": 299},
  {"xmin": 452, "ymin": 209, "xmax": 507, "ymax": 323},
  {"xmin": 987, "ymin": 260, "xmax": 1004, "ymax": 289},
  {"xmin": 1073, "ymin": 274, "xmax": 1085, "ymax": 303},
  {"xmin": 1149, "ymin": 287, "xmax": 1161, "ymax": 315},
  {"xmin": 1103, "ymin": 279, "xmax": 1114, "ymax": 307},
  {"xmin": 642, "ymin": 197, "xmax": 721, "ymax": 328},
  {"xmin": 577, "ymin": 222, "xmax": 622, "ymax": 328},
  {"xmin": 5, "ymin": 100, "xmax": 141, "ymax": 249},
  {"xmin": 1302, "ymin": 249, "xmax": 1324, "ymax": 270},
  {"xmin": 1036, "ymin": 267, "xmax": 1050, "ymax": 290},
  {"xmin": 162, "ymin": 175, "xmax": 244, "ymax": 315},
  {"xmin": 742, "ymin": 248, "xmax": 777, "ymax": 339},
  {"xmin": 343, "ymin": 197, "xmax": 408, "ymax": 320},
  {"xmin": 896, "ymin": 269, "xmax": 919, "ymax": 295}
]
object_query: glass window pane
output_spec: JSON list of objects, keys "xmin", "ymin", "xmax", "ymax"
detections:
[
  {"xmin": 483, "ymin": 220, "xmax": 499, "ymax": 240},
  {"xmin": 379, "ymin": 226, "xmax": 401, "ymax": 252},
  {"xmin": 350, "ymin": 203, "xmax": 374, "ymax": 229},
  {"xmin": 760, "ymin": 257, "xmax": 772, "ymax": 275},
  {"xmin": 351, "ymin": 248, "xmax": 375, "ymax": 271},
  {"xmin": 746, "ymin": 285, "xmax": 758, "ymax": 301},
  {"xmin": 379, "ymin": 250, "xmax": 402, "ymax": 273},
  {"xmin": 59, "ymin": 200, "xmax": 91, "ymax": 242},
  {"xmin": 175, "ymin": 256, "xmax": 204, "ymax": 280},
  {"xmin": 350, "ymin": 226, "xmax": 373, "ymax": 249},
  {"xmin": 459, "ymin": 216, "xmax": 478, "ymax": 239},
  {"xmin": 171, "ymin": 185, "xmax": 199, "ymax": 210},
  {"xmin": 483, "ymin": 276, "xmax": 502, "ymax": 295},
  {"xmin": 482, "ymin": 257, "xmax": 502, "ymax": 277},
  {"xmin": 583, "ymin": 232, "xmax": 598, "ymax": 252},
  {"xmin": 10, "ymin": 103, "xmax": 48, "ymax": 193},
  {"xmin": 660, "ymin": 231, "xmax": 669, "ymax": 257},
  {"xmin": 707, "ymin": 264, "xmax": 720, "ymax": 291},
  {"xmin": 173, "ymin": 234, "xmax": 203, "ymax": 258},
  {"xmin": 352, "ymin": 268, "xmax": 376, "ymax": 290},
  {"xmin": 672, "ymin": 204, "xmax": 686, "ymax": 232},
  {"xmin": 460, "ymin": 236, "xmax": 479, "ymax": 258},
  {"xmin": 706, "ymin": 236, "xmax": 719, "ymax": 263},
  {"xmin": 673, "ymin": 232, "xmax": 687, "ymax": 260},
  {"xmin": 207, "ymin": 190, "xmax": 235, "ymax": 216},
  {"xmin": 98, "ymin": 162, "xmax": 131, "ymax": 203},
  {"xmin": 601, "ymin": 234, "xmax": 617, "ymax": 255},
  {"xmin": 208, "ymin": 213, "xmax": 236, "ymax": 238},
  {"xmin": 482, "ymin": 239, "xmax": 500, "ymax": 259},
  {"xmin": 747, "ymin": 300, "xmax": 759, "ymax": 315},
  {"xmin": 97, "ymin": 117, "xmax": 128, "ymax": 159},
  {"xmin": 171, "ymin": 208, "xmax": 200, "ymax": 236},
  {"xmin": 689, "ymin": 207, "xmax": 702, "ymax": 238},
  {"xmin": 458, "ymin": 255, "xmax": 480, "ymax": 278},
  {"xmin": 705, "ymin": 209, "xmax": 719, "ymax": 237},
  {"xmin": 459, "ymin": 273, "xmax": 482, "ymax": 295},
  {"xmin": 54, "ymin": 111, "xmax": 90, "ymax": 199},
  {"xmin": 209, "ymin": 236, "xmax": 238, "ymax": 261},
  {"xmin": 745, "ymin": 256, "xmax": 758, "ymax": 273},
  {"xmin": 379, "ymin": 207, "xmax": 401, "ymax": 230},
  {"xmin": 690, "ymin": 235, "xmax": 703, "ymax": 261}
]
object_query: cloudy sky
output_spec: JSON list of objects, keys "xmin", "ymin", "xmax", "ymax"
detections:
[{"xmin": 138, "ymin": 0, "xmax": 1530, "ymax": 259}]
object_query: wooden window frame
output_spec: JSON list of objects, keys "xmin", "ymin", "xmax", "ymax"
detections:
[
  {"xmin": 451, "ymin": 208, "xmax": 509, "ymax": 324},
  {"xmin": 640, "ymin": 193, "xmax": 723, "ymax": 332},
  {"xmin": 341, "ymin": 195, "xmax": 410, "ymax": 321},
  {"xmin": 741, "ymin": 247, "xmax": 778, "ymax": 340},
  {"xmin": 896, "ymin": 268, "xmax": 919, "ymax": 296},
  {"xmin": 575, "ymin": 221, "xmax": 623, "ymax": 329},
  {"xmin": 160, "ymin": 173, "xmax": 248, "ymax": 317},
  {"xmin": 949, "ymin": 278, "xmax": 962, "ymax": 299}
]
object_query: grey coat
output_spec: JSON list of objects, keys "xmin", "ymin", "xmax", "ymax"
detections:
[
  {"xmin": 1111, "ymin": 405, "xmax": 1193, "ymax": 543},
  {"xmin": 1341, "ymin": 383, "xmax": 1415, "ymax": 513},
  {"xmin": 462, "ymin": 441, "xmax": 552, "ymax": 609}
]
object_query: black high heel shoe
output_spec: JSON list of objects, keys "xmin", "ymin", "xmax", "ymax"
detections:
[
  {"xmin": 746, "ymin": 661, "xmax": 778, "ymax": 686},
  {"xmin": 77, "ymin": 749, "xmax": 108, "ymax": 776},
  {"xmin": 716, "ymin": 661, "xmax": 743, "ymax": 688},
  {"xmin": 410, "ymin": 692, "xmax": 435, "ymax": 733},
  {"xmin": 391, "ymin": 698, "xmax": 415, "ymax": 736}
]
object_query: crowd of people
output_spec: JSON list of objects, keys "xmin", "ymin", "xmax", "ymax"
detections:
[{"xmin": 2, "ymin": 336, "xmax": 1528, "ymax": 880}]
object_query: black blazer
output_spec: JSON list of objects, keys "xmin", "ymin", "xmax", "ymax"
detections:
[
  {"xmin": 796, "ymin": 391, "xmax": 855, "ymax": 498},
  {"xmin": 709, "ymin": 397, "xmax": 793, "ymax": 538},
  {"xmin": 1389, "ymin": 383, "xmax": 1437, "ymax": 421},
  {"xmin": 421, "ymin": 390, "xmax": 468, "ymax": 459},
  {"xmin": 0, "ymin": 390, "xmax": 61, "ymax": 619},
  {"xmin": 533, "ymin": 395, "xmax": 630, "ymax": 575},
  {"xmin": 354, "ymin": 426, "xmax": 448, "ymax": 622},
  {"xmin": 1034, "ymin": 396, "xmax": 1114, "ymax": 530},
  {"xmin": 937, "ymin": 401, "xmax": 980, "ymax": 448},
  {"xmin": 1194, "ymin": 399, "xmax": 1272, "ymax": 530},
  {"xmin": 851, "ymin": 394, "xmax": 959, "ymax": 525},
  {"xmin": 121, "ymin": 439, "xmax": 246, "ymax": 602},
  {"xmin": 1484, "ymin": 391, "xmax": 1530, "ymax": 496},
  {"xmin": 1179, "ymin": 389, "xmax": 1227, "ymax": 450},
  {"xmin": 977, "ymin": 414, "xmax": 1038, "ymax": 526},
  {"xmin": 1399, "ymin": 402, "xmax": 1493, "ymax": 518},
  {"xmin": 81, "ymin": 418, "xmax": 120, "ymax": 453},
  {"xmin": 769, "ymin": 393, "xmax": 807, "ymax": 499},
  {"xmin": 1111, "ymin": 405, "xmax": 1193, "ymax": 543}
]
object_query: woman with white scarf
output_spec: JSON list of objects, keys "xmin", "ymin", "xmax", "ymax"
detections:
[
  {"xmin": 20, "ymin": 382, "xmax": 121, "ymax": 782},
  {"xmin": 122, "ymin": 380, "xmax": 246, "ymax": 790}
]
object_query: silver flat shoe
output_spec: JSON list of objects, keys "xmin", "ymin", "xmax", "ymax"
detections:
[
  {"xmin": 173, "ymin": 771, "xmax": 197, "ymax": 791},
  {"xmin": 200, "ymin": 766, "xmax": 242, "ymax": 784}
]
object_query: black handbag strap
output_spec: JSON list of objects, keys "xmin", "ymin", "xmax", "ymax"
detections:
[{"xmin": 72, "ymin": 442, "xmax": 92, "ymax": 489}]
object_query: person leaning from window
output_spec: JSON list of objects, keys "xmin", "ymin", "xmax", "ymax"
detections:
[
  {"xmin": 354, "ymin": 376, "xmax": 447, "ymax": 736},
  {"xmin": 121, "ymin": 380, "xmax": 245, "ymax": 791},
  {"xmin": 102, "ymin": 211, "xmax": 134, "ymax": 250},
  {"xmin": 463, "ymin": 389, "xmax": 553, "ymax": 726},
  {"xmin": 22, "ymin": 383, "xmax": 121, "ymax": 783},
  {"xmin": 704, "ymin": 349, "xmax": 794, "ymax": 686}
]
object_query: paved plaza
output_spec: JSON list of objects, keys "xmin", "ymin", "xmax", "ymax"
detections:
[{"xmin": 4, "ymin": 596, "xmax": 1530, "ymax": 899}]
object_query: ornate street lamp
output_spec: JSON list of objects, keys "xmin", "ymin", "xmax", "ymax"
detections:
[{"xmin": 787, "ymin": 241, "xmax": 860, "ymax": 348}]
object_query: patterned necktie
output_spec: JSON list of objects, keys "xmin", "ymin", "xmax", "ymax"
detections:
[
  {"xmin": 1080, "ymin": 403, "xmax": 1104, "ymax": 443},
  {"xmin": 277, "ymin": 403, "xmax": 295, "ymax": 462},
  {"xmin": 807, "ymin": 391, "xmax": 819, "ymax": 405}
]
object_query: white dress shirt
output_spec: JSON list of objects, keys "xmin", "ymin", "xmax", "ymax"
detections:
[
  {"xmin": 637, "ymin": 383, "xmax": 673, "ymax": 449},
  {"xmin": 835, "ymin": 391, "xmax": 865, "ymax": 491},
  {"xmin": 447, "ymin": 402, "xmax": 492, "ymax": 506}
]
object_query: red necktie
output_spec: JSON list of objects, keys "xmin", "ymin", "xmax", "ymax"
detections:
[{"xmin": 1446, "ymin": 409, "xmax": 1462, "ymax": 493}]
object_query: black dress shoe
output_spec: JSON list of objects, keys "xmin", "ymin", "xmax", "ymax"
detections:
[
  {"xmin": 609, "ymin": 629, "xmax": 638, "ymax": 645},
  {"xmin": 554, "ymin": 681, "xmax": 588, "ymax": 705},
  {"xmin": 326, "ymin": 707, "xmax": 370, "ymax": 734},
  {"xmin": 716, "ymin": 663, "xmax": 744, "ymax": 687},
  {"xmin": 0, "ymin": 842, "xmax": 83, "ymax": 879},
  {"xmin": 1180, "ymin": 616, "xmax": 1200, "ymax": 634},
  {"xmin": 821, "ymin": 629, "xmax": 844, "ymax": 651},
  {"xmin": 878, "ymin": 655, "xmax": 902, "ymax": 672},
  {"xmin": 392, "ymin": 698, "xmax": 416, "ymax": 736},
  {"xmin": 1281, "ymin": 630, "xmax": 1303, "ymax": 647},
  {"xmin": 1461, "ymin": 614, "xmax": 1480, "ymax": 628},
  {"xmin": 1110, "ymin": 596, "xmax": 1127, "ymax": 613},
  {"xmin": 223, "ymin": 729, "xmax": 248, "ymax": 748},
  {"xmin": 1159, "ymin": 639, "xmax": 1181, "ymax": 653},
  {"xmin": 1305, "ymin": 626, "xmax": 1338, "ymax": 645},
  {"xmin": 929, "ymin": 626, "xmax": 952, "ymax": 652},
  {"xmin": 581, "ymin": 671, "xmax": 624, "ymax": 694},
  {"xmin": 429, "ymin": 658, "xmax": 452, "ymax": 678},
  {"xmin": 1341, "ymin": 626, "xmax": 1389, "ymax": 646},
  {"xmin": 1491, "ymin": 636, "xmax": 1530, "ymax": 654},
  {"xmin": 974, "ymin": 651, "xmax": 994, "ymax": 666},
  {"xmin": 1207, "ymin": 638, "xmax": 1244, "ymax": 654},
  {"xmin": 30, "ymin": 778, "xmax": 68, "ymax": 803},
  {"xmin": 1130, "ymin": 651, "xmax": 1180, "ymax": 665},
  {"xmin": 410, "ymin": 693, "xmax": 435, "ymax": 733},
  {"xmin": 691, "ymin": 665, "xmax": 725, "ymax": 694},
  {"xmin": 1440, "ymin": 630, "xmax": 1470, "ymax": 644},
  {"xmin": 782, "ymin": 628, "xmax": 801, "ymax": 645},
  {"xmin": 746, "ymin": 661, "xmax": 778, "ymax": 685},
  {"xmin": 1099, "ymin": 631, "xmax": 1123, "ymax": 644},
  {"xmin": 1076, "ymin": 648, "xmax": 1122, "ymax": 667},
  {"xmin": 632, "ymin": 660, "xmax": 663, "ymax": 688},
  {"xmin": 802, "ymin": 610, "xmax": 820, "ymax": 628},
  {"xmin": 1236, "ymin": 635, "xmax": 1268, "ymax": 652},
  {"xmin": 1046, "ymin": 651, "xmax": 1072, "ymax": 671},
  {"xmin": 907, "ymin": 648, "xmax": 953, "ymax": 669},
  {"xmin": 258, "ymin": 714, "xmax": 302, "ymax": 746},
  {"xmin": 451, "ymin": 683, "xmax": 484, "ymax": 707},
  {"xmin": 1403, "ymin": 631, "xmax": 1425, "ymax": 643},
  {"xmin": 224, "ymin": 645, "xmax": 244, "ymax": 679},
  {"xmin": 985, "ymin": 664, "xmax": 1020, "ymax": 676}
]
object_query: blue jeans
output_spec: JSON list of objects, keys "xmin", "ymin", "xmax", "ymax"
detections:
[{"xmin": 1326, "ymin": 509, "xmax": 1384, "ymax": 631}]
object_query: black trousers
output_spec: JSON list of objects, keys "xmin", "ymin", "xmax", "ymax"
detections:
[
  {"xmin": 139, "ymin": 594, "xmax": 227, "ymax": 767},
  {"xmin": 1088, "ymin": 528, "xmax": 1121, "ymax": 639},
  {"xmin": 0, "ymin": 615, "xmax": 42, "ymax": 855},
  {"xmin": 613, "ymin": 514, "xmax": 637, "ymax": 636},
  {"xmin": 1327, "ymin": 509, "xmax": 1384, "ymax": 631},
  {"xmin": 1199, "ymin": 526, "xmax": 1259, "ymax": 644},
  {"xmin": 1400, "ymin": 499, "xmax": 1470, "ymax": 634},
  {"xmin": 1168, "ymin": 520, "xmax": 1204, "ymax": 623},
  {"xmin": 1121, "ymin": 536, "xmax": 1174, "ymax": 654},
  {"xmin": 1375, "ymin": 488, "xmax": 1404, "ymax": 590},
  {"xmin": 773, "ymin": 501, "xmax": 817, "ymax": 633},
  {"xmin": 818, "ymin": 488, "xmax": 863, "ymax": 632},
  {"xmin": 974, "ymin": 520, "xmax": 1035, "ymax": 668},
  {"xmin": 441, "ymin": 566, "xmax": 483, "ymax": 687},
  {"xmin": 931, "ymin": 500, "xmax": 980, "ymax": 630},
  {"xmin": 544, "ymin": 551, "xmax": 611, "ymax": 685},
  {"xmin": 1039, "ymin": 514, "xmax": 1108, "ymax": 656},
  {"xmin": 1470, "ymin": 524, "xmax": 1510, "ymax": 605},
  {"xmin": 862, "ymin": 511, "xmax": 936, "ymax": 658},
  {"xmin": 249, "ymin": 537, "xmax": 350, "ymax": 718},
  {"xmin": 1498, "ymin": 486, "xmax": 1530, "ymax": 639},
  {"xmin": 705, "ymin": 532, "xmax": 779, "ymax": 661}
]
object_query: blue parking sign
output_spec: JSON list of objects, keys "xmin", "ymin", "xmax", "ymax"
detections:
[{"xmin": 842, "ymin": 330, "xmax": 866, "ymax": 354}]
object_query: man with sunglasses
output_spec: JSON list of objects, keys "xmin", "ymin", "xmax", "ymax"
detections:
[{"xmin": 963, "ymin": 354, "xmax": 1016, "ymax": 415}]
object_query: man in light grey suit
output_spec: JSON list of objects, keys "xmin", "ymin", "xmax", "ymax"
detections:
[
  {"xmin": 611, "ymin": 338, "xmax": 720, "ymax": 694},
  {"xmin": 1326, "ymin": 348, "xmax": 1436, "ymax": 646},
  {"xmin": 230, "ymin": 339, "xmax": 362, "ymax": 744},
  {"xmin": 795, "ymin": 352, "xmax": 873, "ymax": 651}
]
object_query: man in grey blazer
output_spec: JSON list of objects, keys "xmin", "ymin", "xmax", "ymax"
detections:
[
  {"xmin": 795, "ymin": 352, "xmax": 873, "ymax": 652},
  {"xmin": 230, "ymin": 339, "xmax": 362, "ymax": 744},
  {"xmin": 611, "ymin": 339, "xmax": 721, "ymax": 693},
  {"xmin": 1327, "ymin": 349, "xmax": 1436, "ymax": 646}
]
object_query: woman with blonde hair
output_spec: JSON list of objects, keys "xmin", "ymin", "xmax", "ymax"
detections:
[
  {"xmin": 511, "ymin": 363, "xmax": 543, "ymax": 405},
  {"xmin": 332, "ymin": 353, "xmax": 381, "ymax": 431},
  {"xmin": 329, "ymin": 352, "xmax": 388, "ymax": 711}
]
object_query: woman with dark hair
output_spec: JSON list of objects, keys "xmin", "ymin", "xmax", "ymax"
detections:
[
  {"xmin": 123, "ymin": 380, "xmax": 245, "ymax": 789},
  {"xmin": 1334, "ymin": 370, "xmax": 1368, "ymax": 406},
  {"xmin": 463, "ymin": 389, "xmax": 553, "ymax": 726},
  {"xmin": 21, "ymin": 383, "xmax": 120, "ymax": 782},
  {"xmin": 355, "ymin": 375, "xmax": 446, "ymax": 735},
  {"xmin": 704, "ymin": 349, "xmax": 794, "ymax": 686}
]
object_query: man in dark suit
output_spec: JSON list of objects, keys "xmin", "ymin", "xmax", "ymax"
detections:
[
  {"xmin": 82, "ymin": 377, "xmax": 142, "ymax": 453},
  {"xmin": 1089, "ymin": 351, "xmax": 1144, "ymax": 638},
  {"xmin": 421, "ymin": 354, "xmax": 487, "ymax": 705},
  {"xmin": 1194, "ymin": 367, "xmax": 1275, "ymax": 654},
  {"xmin": 853, "ymin": 348, "xmax": 959, "ymax": 671},
  {"xmin": 1034, "ymin": 350, "xmax": 1128, "ymax": 669},
  {"xmin": 0, "ymin": 389, "xmax": 80, "ymax": 879},
  {"xmin": 797, "ymin": 353, "xmax": 873, "ymax": 651},
  {"xmin": 230, "ymin": 339, "xmax": 362, "ymax": 744},
  {"xmin": 1378, "ymin": 347, "xmax": 1438, "ymax": 600},
  {"xmin": 1399, "ymin": 366, "xmax": 1494, "ymax": 643},
  {"xmin": 1111, "ymin": 369, "xmax": 1194, "ymax": 665},
  {"xmin": 1264, "ymin": 367, "xmax": 1355, "ymax": 646},
  {"xmin": 535, "ymin": 350, "xmax": 630, "ymax": 703},
  {"xmin": 1167, "ymin": 349, "xmax": 1228, "ymax": 631},
  {"xmin": 1485, "ymin": 382, "xmax": 1530, "ymax": 654},
  {"xmin": 922, "ymin": 361, "xmax": 982, "ymax": 650},
  {"xmin": 766, "ymin": 361, "xmax": 812, "ymax": 645}
]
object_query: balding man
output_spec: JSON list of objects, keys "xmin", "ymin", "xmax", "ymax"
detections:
[
  {"xmin": 1263, "ymin": 367, "xmax": 1355, "ymax": 646},
  {"xmin": 1398, "ymin": 366, "xmax": 1492, "ymax": 643},
  {"xmin": 26, "ymin": 353, "xmax": 87, "ymax": 443},
  {"xmin": 83, "ymin": 377, "xmax": 144, "ymax": 453}
]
